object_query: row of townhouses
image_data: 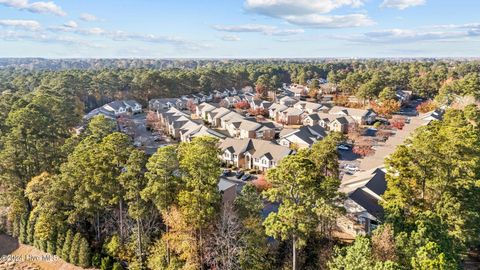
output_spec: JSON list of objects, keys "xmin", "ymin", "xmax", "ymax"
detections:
[{"xmin": 84, "ymin": 100, "xmax": 143, "ymax": 120}]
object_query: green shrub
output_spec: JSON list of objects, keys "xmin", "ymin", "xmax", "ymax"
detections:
[
  {"xmin": 101, "ymin": 256, "xmax": 113, "ymax": 270},
  {"xmin": 112, "ymin": 262, "xmax": 123, "ymax": 270}
]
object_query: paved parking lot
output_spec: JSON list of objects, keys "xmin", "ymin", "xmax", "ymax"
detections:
[
  {"xmin": 340, "ymin": 99, "xmax": 424, "ymax": 182},
  {"xmin": 120, "ymin": 113, "xmax": 174, "ymax": 155}
]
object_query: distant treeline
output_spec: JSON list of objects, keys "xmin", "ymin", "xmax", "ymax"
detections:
[{"xmin": 0, "ymin": 59, "xmax": 479, "ymax": 112}]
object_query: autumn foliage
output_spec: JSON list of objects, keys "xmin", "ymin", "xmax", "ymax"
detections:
[
  {"xmin": 234, "ymin": 100, "xmax": 250, "ymax": 110},
  {"xmin": 390, "ymin": 118, "xmax": 405, "ymax": 130},
  {"xmin": 248, "ymin": 107, "xmax": 268, "ymax": 117},
  {"xmin": 416, "ymin": 100, "xmax": 437, "ymax": 113},
  {"xmin": 371, "ymin": 99, "xmax": 401, "ymax": 117},
  {"xmin": 251, "ymin": 175, "xmax": 271, "ymax": 191},
  {"xmin": 186, "ymin": 99, "xmax": 197, "ymax": 113},
  {"xmin": 352, "ymin": 145, "xmax": 374, "ymax": 157}
]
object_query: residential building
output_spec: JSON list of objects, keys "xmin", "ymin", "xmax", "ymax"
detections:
[
  {"xmin": 218, "ymin": 179, "xmax": 237, "ymax": 206},
  {"xmin": 329, "ymin": 106, "xmax": 376, "ymax": 125},
  {"xmin": 420, "ymin": 109, "xmax": 443, "ymax": 124},
  {"xmin": 268, "ymin": 103, "xmax": 288, "ymax": 119},
  {"xmin": 207, "ymin": 107, "xmax": 232, "ymax": 127},
  {"xmin": 278, "ymin": 125, "xmax": 327, "ymax": 149},
  {"xmin": 195, "ymin": 102, "xmax": 217, "ymax": 120},
  {"xmin": 279, "ymin": 96, "xmax": 298, "ymax": 107},
  {"xmin": 219, "ymin": 138, "xmax": 293, "ymax": 171},
  {"xmin": 396, "ymin": 90, "xmax": 412, "ymax": 104},
  {"xmin": 276, "ymin": 107, "xmax": 303, "ymax": 125},
  {"xmin": 337, "ymin": 166, "xmax": 387, "ymax": 236},
  {"xmin": 287, "ymin": 84, "xmax": 308, "ymax": 97},
  {"xmin": 293, "ymin": 101, "xmax": 328, "ymax": 114},
  {"xmin": 149, "ymin": 98, "xmax": 185, "ymax": 111}
]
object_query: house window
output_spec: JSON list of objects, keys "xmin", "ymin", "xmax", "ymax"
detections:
[{"xmin": 262, "ymin": 159, "xmax": 267, "ymax": 165}]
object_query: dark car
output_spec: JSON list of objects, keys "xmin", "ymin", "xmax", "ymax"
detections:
[
  {"xmin": 221, "ymin": 169, "xmax": 230, "ymax": 177},
  {"xmin": 241, "ymin": 174, "xmax": 251, "ymax": 181},
  {"xmin": 235, "ymin": 170, "xmax": 244, "ymax": 179}
]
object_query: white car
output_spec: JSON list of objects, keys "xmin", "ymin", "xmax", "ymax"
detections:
[{"xmin": 345, "ymin": 164, "xmax": 359, "ymax": 172}]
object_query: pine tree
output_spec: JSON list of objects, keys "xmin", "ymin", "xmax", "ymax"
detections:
[
  {"xmin": 78, "ymin": 237, "xmax": 91, "ymax": 268},
  {"xmin": 47, "ymin": 240, "xmax": 56, "ymax": 255},
  {"xmin": 69, "ymin": 233, "xmax": 81, "ymax": 265},
  {"xmin": 112, "ymin": 261, "xmax": 123, "ymax": 270},
  {"xmin": 61, "ymin": 230, "xmax": 73, "ymax": 262},
  {"xmin": 19, "ymin": 214, "xmax": 28, "ymax": 244},
  {"xmin": 100, "ymin": 256, "xmax": 112, "ymax": 270},
  {"xmin": 55, "ymin": 232, "xmax": 65, "ymax": 256},
  {"xmin": 26, "ymin": 214, "xmax": 35, "ymax": 244}
]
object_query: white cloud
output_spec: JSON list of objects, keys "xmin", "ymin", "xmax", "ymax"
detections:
[
  {"xmin": 243, "ymin": 0, "xmax": 373, "ymax": 28},
  {"xmin": 0, "ymin": 30, "xmax": 104, "ymax": 48},
  {"xmin": 380, "ymin": 0, "xmax": 426, "ymax": 10},
  {"xmin": 63, "ymin": 20, "xmax": 78, "ymax": 28},
  {"xmin": 213, "ymin": 24, "xmax": 304, "ymax": 36},
  {"xmin": 284, "ymin": 14, "xmax": 374, "ymax": 28},
  {"xmin": 221, "ymin": 35, "xmax": 241, "ymax": 41},
  {"xmin": 336, "ymin": 27, "xmax": 476, "ymax": 43},
  {"xmin": 79, "ymin": 13, "xmax": 98, "ymax": 22},
  {"xmin": 244, "ymin": 0, "xmax": 365, "ymax": 16},
  {"xmin": 0, "ymin": 0, "xmax": 66, "ymax": 16},
  {"xmin": 0, "ymin": 19, "xmax": 41, "ymax": 30}
]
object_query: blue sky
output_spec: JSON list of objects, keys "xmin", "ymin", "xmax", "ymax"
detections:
[{"xmin": 0, "ymin": 0, "xmax": 479, "ymax": 58}]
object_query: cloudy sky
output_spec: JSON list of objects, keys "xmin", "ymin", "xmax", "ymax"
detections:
[{"xmin": 0, "ymin": 0, "xmax": 479, "ymax": 58}]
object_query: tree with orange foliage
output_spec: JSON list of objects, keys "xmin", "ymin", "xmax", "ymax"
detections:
[
  {"xmin": 186, "ymin": 99, "xmax": 196, "ymax": 113},
  {"xmin": 333, "ymin": 95, "xmax": 349, "ymax": 106},
  {"xmin": 353, "ymin": 145, "xmax": 374, "ymax": 157},
  {"xmin": 251, "ymin": 174, "xmax": 272, "ymax": 191},
  {"xmin": 371, "ymin": 99, "xmax": 401, "ymax": 117},
  {"xmin": 234, "ymin": 100, "xmax": 250, "ymax": 110},
  {"xmin": 146, "ymin": 111, "xmax": 161, "ymax": 132},
  {"xmin": 248, "ymin": 107, "xmax": 268, "ymax": 117},
  {"xmin": 416, "ymin": 100, "xmax": 438, "ymax": 113},
  {"xmin": 391, "ymin": 118, "xmax": 405, "ymax": 130}
]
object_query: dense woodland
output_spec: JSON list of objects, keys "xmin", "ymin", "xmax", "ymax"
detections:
[{"xmin": 0, "ymin": 59, "xmax": 480, "ymax": 270}]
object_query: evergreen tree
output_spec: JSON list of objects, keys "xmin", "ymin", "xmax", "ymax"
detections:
[
  {"xmin": 101, "ymin": 256, "xmax": 113, "ymax": 270},
  {"xmin": 61, "ymin": 230, "xmax": 73, "ymax": 262},
  {"xmin": 263, "ymin": 147, "xmax": 341, "ymax": 270},
  {"xmin": 78, "ymin": 236, "xmax": 91, "ymax": 268},
  {"xmin": 112, "ymin": 261, "xmax": 123, "ymax": 270},
  {"xmin": 55, "ymin": 232, "xmax": 65, "ymax": 256},
  {"xmin": 69, "ymin": 232, "xmax": 82, "ymax": 265}
]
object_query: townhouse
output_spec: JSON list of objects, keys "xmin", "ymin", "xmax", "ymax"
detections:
[
  {"xmin": 276, "ymin": 107, "xmax": 303, "ymax": 125},
  {"xmin": 219, "ymin": 138, "xmax": 293, "ymax": 171},
  {"xmin": 303, "ymin": 113, "xmax": 354, "ymax": 133},
  {"xmin": 329, "ymin": 106, "xmax": 377, "ymax": 125},
  {"xmin": 278, "ymin": 125, "xmax": 327, "ymax": 149},
  {"xmin": 338, "ymin": 166, "xmax": 387, "ymax": 236},
  {"xmin": 149, "ymin": 98, "xmax": 185, "ymax": 111},
  {"xmin": 293, "ymin": 101, "xmax": 328, "ymax": 114}
]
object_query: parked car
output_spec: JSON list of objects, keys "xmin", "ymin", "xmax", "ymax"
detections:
[
  {"xmin": 133, "ymin": 141, "xmax": 142, "ymax": 147},
  {"xmin": 345, "ymin": 164, "xmax": 359, "ymax": 172},
  {"xmin": 241, "ymin": 174, "xmax": 251, "ymax": 181},
  {"xmin": 337, "ymin": 144, "xmax": 350, "ymax": 151},
  {"xmin": 235, "ymin": 170, "xmax": 244, "ymax": 179},
  {"xmin": 221, "ymin": 169, "xmax": 230, "ymax": 177},
  {"xmin": 153, "ymin": 135, "xmax": 162, "ymax": 142}
]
